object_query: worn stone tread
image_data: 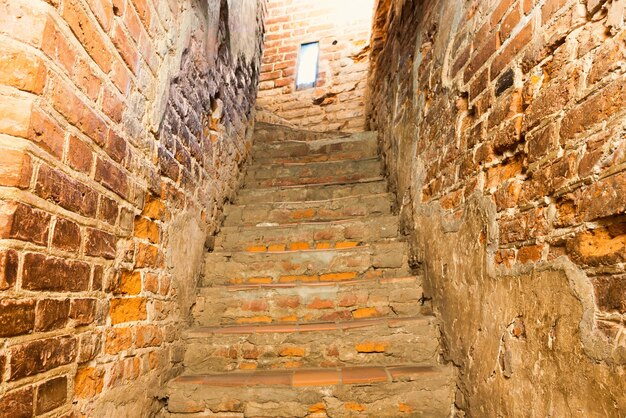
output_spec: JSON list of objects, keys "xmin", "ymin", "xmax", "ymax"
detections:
[
  {"xmin": 187, "ymin": 316, "xmax": 429, "ymax": 336},
  {"xmin": 172, "ymin": 365, "xmax": 445, "ymax": 387}
]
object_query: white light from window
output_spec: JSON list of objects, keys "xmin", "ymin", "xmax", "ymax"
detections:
[{"xmin": 296, "ymin": 42, "xmax": 319, "ymax": 89}]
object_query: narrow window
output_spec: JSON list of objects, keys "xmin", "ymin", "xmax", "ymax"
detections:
[{"xmin": 296, "ymin": 42, "xmax": 320, "ymax": 90}]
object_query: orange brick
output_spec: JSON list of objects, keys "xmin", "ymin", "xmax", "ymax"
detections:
[
  {"xmin": 268, "ymin": 244, "xmax": 286, "ymax": 251},
  {"xmin": 135, "ymin": 325, "xmax": 162, "ymax": 348},
  {"xmin": 289, "ymin": 241, "xmax": 310, "ymax": 250},
  {"xmin": 335, "ymin": 241, "xmax": 359, "ymax": 249},
  {"xmin": 238, "ymin": 362, "xmax": 257, "ymax": 370},
  {"xmin": 352, "ymin": 307, "xmax": 381, "ymax": 319},
  {"xmin": 105, "ymin": 327, "xmax": 133, "ymax": 354},
  {"xmin": 315, "ymin": 242, "xmax": 332, "ymax": 249},
  {"xmin": 115, "ymin": 270, "xmax": 142, "ymax": 295},
  {"xmin": 110, "ymin": 297, "xmax": 147, "ymax": 324},
  {"xmin": 355, "ymin": 342, "xmax": 387, "ymax": 353},
  {"xmin": 246, "ymin": 245, "xmax": 267, "ymax": 252},
  {"xmin": 235, "ymin": 316, "xmax": 272, "ymax": 324},
  {"xmin": 0, "ymin": 43, "xmax": 47, "ymax": 94},
  {"xmin": 134, "ymin": 216, "xmax": 159, "ymax": 243},
  {"xmin": 283, "ymin": 360, "xmax": 302, "ymax": 369},
  {"xmin": 74, "ymin": 367, "xmax": 105, "ymax": 398},
  {"xmin": 279, "ymin": 275, "xmax": 318, "ymax": 283},
  {"xmin": 319, "ymin": 272, "xmax": 358, "ymax": 282},
  {"xmin": 399, "ymin": 403, "xmax": 414, "ymax": 413},
  {"xmin": 279, "ymin": 346, "xmax": 306, "ymax": 357},
  {"xmin": 0, "ymin": 148, "xmax": 32, "ymax": 189},
  {"xmin": 345, "ymin": 402, "xmax": 366, "ymax": 412},
  {"xmin": 247, "ymin": 277, "xmax": 273, "ymax": 284},
  {"xmin": 292, "ymin": 208, "xmax": 315, "ymax": 219},
  {"xmin": 307, "ymin": 297, "xmax": 334, "ymax": 309},
  {"xmin": 309, "ymin": 402, "xmax": 326, "ymax": 413}
]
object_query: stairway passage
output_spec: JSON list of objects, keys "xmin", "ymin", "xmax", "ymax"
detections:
[{"xmin": 165, "ymin": 127, "xmax": 454, "ymax": 417}]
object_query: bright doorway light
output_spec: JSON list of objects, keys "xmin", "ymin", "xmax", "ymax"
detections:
[{"xmin": 296, "ymin": 42, "xmax": 320, "ymax": 90}]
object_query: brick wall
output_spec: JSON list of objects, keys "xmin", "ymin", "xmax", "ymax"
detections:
[
  {"xmin": 0, "ymin": 0, "xmax": 264, "ymax": 416},
  {"xmin": 257, "ymin": 0, "xmax": 375, "ymax": 132},
  {"xmin": 369, "ymin": 0, "xmax": 626, "ymax": 414}
]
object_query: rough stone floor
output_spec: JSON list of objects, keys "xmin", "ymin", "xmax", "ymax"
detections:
[{"xmin": 163, "ymin": 126, "xmax": 455, "ymax": 417}]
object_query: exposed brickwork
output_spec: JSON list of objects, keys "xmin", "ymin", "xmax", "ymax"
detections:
[
  {"xmin": 0, "ymin": 0, "xmax": 263, "ymax": 416},
  {"xmin": 256, "ymin": 0, "xmax": 375, "ymax": 132},
  {"xmin": 368, "ymin": 0, "xmax": 626, "ymax": 415}
]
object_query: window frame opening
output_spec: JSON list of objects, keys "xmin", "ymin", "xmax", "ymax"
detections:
[{"xmin": 295, "ymin": 41, "xmax": 320, "ymax": 90}]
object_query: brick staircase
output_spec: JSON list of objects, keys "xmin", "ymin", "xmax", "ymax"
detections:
[{"xmin": 164, "ymin": 126, "xmax": 455, "ymax": 417}]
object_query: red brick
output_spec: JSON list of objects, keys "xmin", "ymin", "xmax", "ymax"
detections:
[
  {"xmin": 0, "ymin": 386, "xmax": 34, "ymax": 418},
  {"xmin": 74, "ymin": 58, "xmax": 102, "ymax": 101},
  {"xmin": 41, "ymin": 18, "xmax": 77, "ymax": 74},
  {"xmin": 102, "ymin": 87, "xmax": 124, "ymax": 123},
  {"xmin": 0, "ymin": 299, "xmax": 35, "ymax": 338},
  {"xmin": 85, "ymin": 228, "xmax": 117, "ymax": 259},
  {"xmin": 561, "ymin": 77, "xmax": 626, "ymax": 142},
  {"xmin": 491, "ymin": 20, "xmax": 533, "ymax": 80},
  {"xmin": 62, "ymin": 1, "xmax": 113, "ymax": 73},
  {"xmin": 35, "ymin": 164, "xmax": 98, "ymax": 217},
  {"xmin": 104, "ymin": 130, "xmax": 127, "ymax": 163},
  {"xmin": 28, "ymin": 107, "xmax": 65, "ymax": 159},
  {"xmin": 0, "ymin": 250, "xmax": 19, "ymax": 291},
  {"xmin": 541, "ymin": 0, "xmax": 568, "ymax": 24},
  {"xmin": 9, "ymin": 336, "xmax": 77, "ymax": 380},
  {"xmin": 95, "ymin": 157, "xmax": 129, "ymax": 198},
  {"xmin": 593, "ymin": 275, "xmax": 626, "ymax": 314},
  {"xmin": 86, "ymin": 0, "xmax": 114, "ymax": 31},
  {"xmin": 111, "ymin": 22, "xmax": 139, "ymax": 74},
  {"xmin": 0, "ymin": 201, "xmax": 51, "ymax": 245},
  {"xmin": 35, "ymin": 299, "xmax": 70, "ymax": 332},
  {"xmin": 22, "ymin": 253, "xmax": 91, "ymax": 292},
  {"xmin": 35, "ymin": 376, "xmax": 67, "ymax": 415},
  {"xmin": 98, "ymin": 195, "xmax": 119, "ymax": 225},
  {"xmin": 69, "ymin": 299, "xmax": 97, "ymax": 326},
  {"xmin": 51, "ymin": 218, "xmax": 81, "ymax": 252},
  {"xmin": 50, "ymin": 78, "xmax": 108, "ymax": 146},
  {"xmin": 67, "ymin": 135, "xmax": 94, "ymax": 174}
]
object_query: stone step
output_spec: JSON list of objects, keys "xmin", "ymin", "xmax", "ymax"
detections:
[
  {"xmin": 183, "ymin": 316, "xmax": 439, "ymax": 373},
  {"xmin": 244, "ymin": 157, "xmax": 383, "ymax": 188},
  {"xmin": 223, "ymin": 193, "xmax": 393, "ymax": 227},
  {"xmin": 252, "ymin": 122, "xmax": 347, "ymax": 144},
  {"xmin": 202, "ymin": 242, "xmax": 410, "ymax": 286},
  {"xmin": 235, "ymin": 177, "xmax": 387, "ymax": 204},
  {"xmin": 166, "ymin": 364, "xmax": 454, "ymax": 417},
  {"xmin": 251, "ymin": 131, "xmax": 378, "ymax": 164},
  {"xmin": 193, "ymin": 276, "xmax": 426, "ymax": 326},
  {"xmin": 215, "ymin": 215, "xmax": 399, "ymax": 252}
]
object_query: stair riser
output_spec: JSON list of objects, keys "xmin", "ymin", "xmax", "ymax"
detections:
[
  {"xmin": 193, "ymin": 279, "xmax": 424, "ymax": 326},
  {"xmin": 203, "ymin": 244, "xmax": 409, "ymax": 286},
  {"xmin": 223, "ymin": 194, "xmax": 393, "ymax": 227},
  {"xmin": 167, "ymin": 377, "xmax": 454, "ymax": 417},
  {"xmin": 235, "ymin": 180, "xmax": 387, "ymax": 204},
  {"xmin": 183, "ymin": 321, "xmax": 439, "ymax": 373},
  {"xmin": 244, "ymin": 159, "xmax": 383, "ymax": 188},
  {"xmin": 216, "ymin": 216, "xmax": 399, "ymax": 252},
  {"xmin": 251, "ymin": 131, "xmax": 377, "ymax": 161}
]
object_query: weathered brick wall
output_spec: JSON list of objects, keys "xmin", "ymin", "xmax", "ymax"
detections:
[
  {"xmin": 256, "ymin": 0, "xmax": 375, "ymax": 132},
  {"xmin": 0, "ymin": 0, "xmax": 264, "ymax": 416},
  {"xmin": 368, "ymin": 0, "xmax": 626, "ymax": 415}
]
